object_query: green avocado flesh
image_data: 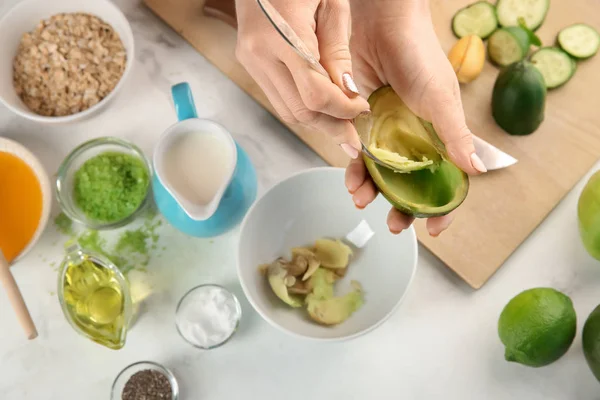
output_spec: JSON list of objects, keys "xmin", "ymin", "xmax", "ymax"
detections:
[
  {"xmin": 306, "ymin": 288, "xmax": 364, "ymax": 326},
  {"xmin": 363, "ymin": 86, "xmax": 469, "ymax": 218}
]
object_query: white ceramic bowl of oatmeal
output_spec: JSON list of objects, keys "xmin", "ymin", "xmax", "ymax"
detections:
[{"xmin": 0, "ymin": 0, "xmax": 134, "ymax": 123}]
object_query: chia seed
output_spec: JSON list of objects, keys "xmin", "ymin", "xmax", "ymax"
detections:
[{"xmin": 121, "ymin": 369, "xmax": 173, "ymax": 400}]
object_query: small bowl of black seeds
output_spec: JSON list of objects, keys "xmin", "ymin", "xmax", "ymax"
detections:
[{"xmin": 111, "ymin": 361, "xmax": 179, "ymax": 400}]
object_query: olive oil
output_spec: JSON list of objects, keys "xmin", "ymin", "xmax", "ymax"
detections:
[{"xmin": 58, "ymin": 244, "xmax": 132, "ymax": 350}]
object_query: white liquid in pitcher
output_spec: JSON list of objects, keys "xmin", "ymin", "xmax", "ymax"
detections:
[{"xmin": 163, "ymin": 132, "xmax": 234, "ymax": 205}]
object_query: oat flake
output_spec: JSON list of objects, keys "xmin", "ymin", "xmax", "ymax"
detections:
[{"xmin": 12, "ymin": 13, "xmax": 127, "ymax": 117}]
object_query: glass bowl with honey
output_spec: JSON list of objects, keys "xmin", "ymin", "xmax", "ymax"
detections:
[
  {"xmin": 56, "ymin": 136, "xmax": 152, "ymax": 231},
  {"xmin": 57, "ymin": 242, "xmax": 133, "ymax": 350}
]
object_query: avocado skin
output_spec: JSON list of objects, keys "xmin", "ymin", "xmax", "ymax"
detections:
[{"xmin": 364, "ymin": 154, "xmax": 469, "ymax": 219}]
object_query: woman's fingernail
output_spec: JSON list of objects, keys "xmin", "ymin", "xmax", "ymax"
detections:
[
  {"xmin": 353, "ymin": 194, "xmax": 364, "ymax": 207},
  {"xmin": 341, "ymin": 143, "xmax": 359, "ymax": 159},
  {"xmin": 342, "ymin": 73, "xmax": 359, "ymax": 95},
  {"xmin": 470, "ymin": 153, "xmax": 487, "ymax": 173},
  {"xmin": 429, "ymin": 216, "xmax": 453, "ymax": 237}
]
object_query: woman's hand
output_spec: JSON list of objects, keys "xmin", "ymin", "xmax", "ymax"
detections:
[
  {"xmin": 234, "ymin": 0, "xmax": 370, "ymax": 158},
  {"xmin": 346, "ymin": 0, "xmax": 487, "ymax": 237}
]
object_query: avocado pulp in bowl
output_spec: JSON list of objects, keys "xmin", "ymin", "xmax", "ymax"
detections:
[{"xmin": 362, "ymin": 86, "xmax": 469, "ymax": 218}]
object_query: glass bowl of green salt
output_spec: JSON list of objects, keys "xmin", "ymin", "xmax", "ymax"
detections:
[{"xmin": 56, "ymin": 136, "xmax": 153, "ymax": 230}]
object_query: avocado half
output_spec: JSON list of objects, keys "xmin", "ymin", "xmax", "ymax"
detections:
[{"xmin": 361, "ymin": 86, "xmax": 469, "ymax": 218}]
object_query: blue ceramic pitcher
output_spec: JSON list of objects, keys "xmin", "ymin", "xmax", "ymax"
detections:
[{"xmin": 152, "ymin": 82, "xmax": 257, "ymax": 237}]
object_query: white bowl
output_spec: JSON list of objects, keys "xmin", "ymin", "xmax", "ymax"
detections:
[
  {"xmin": 0, "ymin": 0, "xmax": 135, "ymax": 123},
  {"xmin": 237, "ymin": 167, "xmax": 418, "ymax": 341},
  {"xmin": 0, "ymin": 137, "xmax": 52, "ymax": 264}
]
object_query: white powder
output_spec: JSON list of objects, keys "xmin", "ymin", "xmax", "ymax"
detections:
[{"xmin": 176, "ymin": 285, "xmax": 241, "ymax": 349}]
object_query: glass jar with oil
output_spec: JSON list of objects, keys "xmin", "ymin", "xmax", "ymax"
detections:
[{"xmin": 57, "ymin": 243, "xmax": 133, "ymax": 350}]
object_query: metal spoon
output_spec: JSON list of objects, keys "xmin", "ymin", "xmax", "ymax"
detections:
[
  {"xmin": 255, "ymin": 0, "xmax": 517, "ymax": 171},
  {"xmin": 255, "ymin": 0, "xmax": 392, "ymax": 169}
]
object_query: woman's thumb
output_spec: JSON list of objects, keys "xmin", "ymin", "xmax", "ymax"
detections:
[{"xmin": 316, "ymin": 0, "xmax": 359, "ymax": 97}]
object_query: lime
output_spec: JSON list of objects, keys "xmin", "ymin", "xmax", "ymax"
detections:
[
  {"xmin": 498, "ymin": 287, "xmax": 577, "ymax": 367},
  {"xmin": 583, "ymin": 304, "xmax": 600, "ymax": 381},
  {"xmin": 578, "ymin": 170, "xmax": 600, "ymax": 261}
]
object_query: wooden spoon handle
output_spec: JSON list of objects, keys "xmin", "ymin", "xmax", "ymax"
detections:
[{"xmin": 0, "ymin": 250, "xmax": 38, "ymax": 340}]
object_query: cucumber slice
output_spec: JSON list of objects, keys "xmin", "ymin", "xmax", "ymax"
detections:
[
  {"xmin": 488, "ymin": 27, "xmax": 531, "ymax": 67},
  {"xmin": 452, "ymin": 1, "xmax": 498, "ymax": 39},
  {"xmin": 530, "ymin": 47, "xmax": 576, "ymax": 89},
  {"xmin": 558, "ymin": 23, "xmax": 600, "ymax": 59},
  {"xmin": 496, "ymin": 0, "xmax": 550, "ymax": 31}
]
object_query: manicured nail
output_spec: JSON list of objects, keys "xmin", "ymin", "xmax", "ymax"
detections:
[
  {"xmin": 341, "ymin": 143, "xmax": 359, "ymax": 159},
  {"xmin": 429, "ymin": 216, "xmax": 454, "ymax": 237},
  {"xmin": 353, "ymin": 195, "xmax": 363, "ymax": 207},
  {"xmin": 342, "ymin": 73, "xmax": 359, "ymax": 95},
  {"xmin": 470, "ymin": 152, "xmax": 487, "ymax": 173},
  {"xmin": 390, "ymin": 229, "xmax": 402, "ymax": 235}
]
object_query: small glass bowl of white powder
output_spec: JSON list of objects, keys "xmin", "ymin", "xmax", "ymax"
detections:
[{"xmin": 175, "ymin": 284, "xmax": 242, "ymax": 350}]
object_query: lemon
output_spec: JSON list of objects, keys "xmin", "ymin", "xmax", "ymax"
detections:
[{"xmin": 498, "ymin": 287, "xmax": 577, "ymax": 367}]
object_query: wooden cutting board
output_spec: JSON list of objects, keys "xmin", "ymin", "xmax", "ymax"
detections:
[{"xmin": 143, "ymin": 0, "xmax": 600, "ymax": 289}]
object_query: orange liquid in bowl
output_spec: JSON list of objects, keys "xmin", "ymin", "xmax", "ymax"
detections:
[{"xmin": 0, "ymin": 151, "xmax": 43, "ymax": 263}]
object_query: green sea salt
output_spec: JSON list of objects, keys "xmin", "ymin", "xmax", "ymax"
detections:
[
  {"xmin": 54, "ymin": 212, "xmax": 73, "ymax": 235},
  {"xmin": 52, "ymin": 209, "xmax": 163, "ymax": 275},
  {"xmin": 73, "ymin": 151, "xmax": 150, "ymax": 223}
]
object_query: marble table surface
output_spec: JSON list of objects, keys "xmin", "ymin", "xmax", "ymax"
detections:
[{"xmin": 1, "ymin": 0, "xmax": 600, "ymax": 399}]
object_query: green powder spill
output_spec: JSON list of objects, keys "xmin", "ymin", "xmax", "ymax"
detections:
[
  {"xmin": 116, "ymin": 230, "xmax": 149, "ymax": 255},
  {"xmin": 52, "ymin": 208, "xmax": 163, "ymax": 275},
  {"xmin": 77, "ymin": 230, "xmax": 111, "ymax": 260},
  {"xmin": 54, "ymin": 213, "xmax": 73, "ymax": 235},
  {"xmin": 73, "ymin": 151, "xmax": 150, "ymax": 223}
]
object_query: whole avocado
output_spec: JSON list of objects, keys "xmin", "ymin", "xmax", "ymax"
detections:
[{"xmin": 492, "ymin": 60, "xmax": 547, "ymax": 136}]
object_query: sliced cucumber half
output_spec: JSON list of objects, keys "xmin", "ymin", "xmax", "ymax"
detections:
[
  {"xmin": 488, "ymin": 27, "xmax": 531, "ymax": 67},
  {"xmin": 496, "ymin": 0, "xmax": 550, "ymax": 31},
  {"xmin": 530, "ymin": 47, "xmax": 576, "ymax": 89},
  {"xmin": 558, "ymin": 23, "xmax": 600, "ymax": 59},
  {"xmin": 452, "ymin": 1, "xmax": 498, "ymax": 39}
]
